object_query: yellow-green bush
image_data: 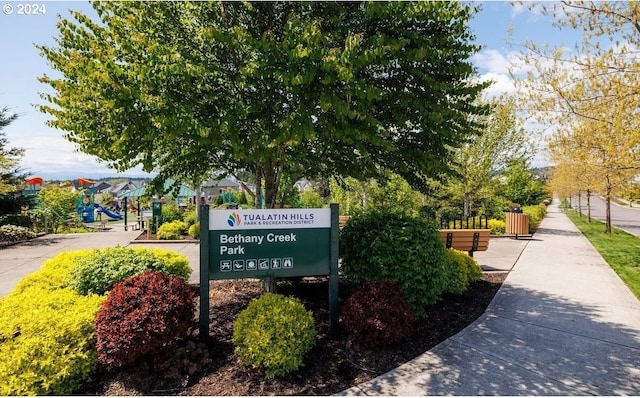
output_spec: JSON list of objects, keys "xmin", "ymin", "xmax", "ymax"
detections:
[
  {"xmin": 188, "ymin": 221, "xmax": 200, "ymax": 239},
  {"xmin": 442, "ymin": 249, "xmax": 483, "ymax": 295},
  {"xmin": 523, "ymin": 204, "xmax": 547, "ymax": 233},
  {"xmin": 70, "ymin": 246, "xmax": 191, "ymax": 295},
  {"xmin": 488, "ymin": 219, "xmax": 506, "ymax": 235},
  {"xmin": 12, "ymin": 250, "xmax": 93, "ymax": 295},
  {"xmin": 157, "ymin": 220, "xmax": 187, "ymax": 240},
  {"xmin": 1, "ymin": 247, "xmax": 191, "ymax": 395},
  {"xmin": 0, "ymin": 288, "xmax": 104, "ymax": 395},
  {"xmin": 233, "ymin": 293, "xmax": 315, "ymax": 378}
]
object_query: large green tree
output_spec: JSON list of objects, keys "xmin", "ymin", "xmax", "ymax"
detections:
[
  {"xmin": 37, "ymin": 1, "xmax": 488, "ymax": 209},
  {"xmin": 444, "ymin": 97, "xmax": 533, "ymax": 217}
]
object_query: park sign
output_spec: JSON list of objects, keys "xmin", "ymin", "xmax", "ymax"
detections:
[
  {"xmin": 198, "ymin": 204, "xmax": 339, "ymax": 336},
  {"xmin": 210, "ymin": 208, "xmax": 331, "ymax": 279}
]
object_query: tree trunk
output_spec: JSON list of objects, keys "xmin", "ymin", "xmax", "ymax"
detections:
[
  {"xmin": 463, "ymin": 192, "xmax": 472, "ymax": 218},
  {"xmin": 259, "ymin": 159, "xmax": 285, "ymax": 293},
  {"xmin": 586, "ymin": 189, "xmax": 591, "ymax": 223},
  {"xmin": 577, "ymin": 190, "xmax": 582, "ymax": 217},
  {"xmin": 360, "ymin": 181, "xmax": 368, "ymax": 209},
  {"xmin": 605, "ymin": 181, "xmax": 612, "ymax": 234}
]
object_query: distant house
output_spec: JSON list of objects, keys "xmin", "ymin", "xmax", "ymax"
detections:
[
  {"xmin": 294, "ymin": 178, "xmax": 313, "ymax": 192},
  {"xmin": 94, "ymin": 182, "xmax": 112, "ymax": 193},
  {"xmin": 107, "ymin": 181, "xmax": 138, "ymax": 199},
  {"xmin": 201, "ymin": 178, "xmax": 240, "ymax": 201}
]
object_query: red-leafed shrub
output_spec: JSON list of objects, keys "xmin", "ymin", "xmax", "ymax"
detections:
[
  {"xmin": 94, "ymin": 271, "xmax": 196, "ymax": 368},
  {"xmin": 341, "ymin": 281, "xmax": 414, "ymax": 349}
]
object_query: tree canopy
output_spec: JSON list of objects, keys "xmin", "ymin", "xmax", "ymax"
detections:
[
  {"xmin": 0, "ymin": 107, "xmax": 25, "ymax": 198},
  {"xmin": 443, "ymin": 97, "xmax": 533, "ymax": 217},
  {"xmin": 38, "ymin": 1, "xmax": 489, "ymax": 208}
]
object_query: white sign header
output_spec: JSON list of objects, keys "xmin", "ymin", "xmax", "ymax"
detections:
[{"xmin": 210, "ymin": 208, "xmax": 331, "ymax": 230}]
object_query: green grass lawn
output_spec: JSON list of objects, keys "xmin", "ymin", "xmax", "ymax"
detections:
[{"xmin": 565, "ymin": 210, "xmax": 640, "ymax": 300}]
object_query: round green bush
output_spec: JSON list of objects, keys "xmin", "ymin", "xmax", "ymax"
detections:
[
  {"xmin": 157, "ymin": 220, "xmax": 187, "ymax": 240},
  {"xmin": 442, "ymin": 249, "xmax": 482, "ymax": 295},
  {"xmin": 339, "ymin": 211, "xmax": 448, "ymax": 317},
  {"xmin": 232, "ymin": 293, "xmax": 315, "ymax": 378},
  {"xmin": 188, "ymin": 221, "xmax": 200, "ymax": 239},
  {"xmin": 94, "ymin": 271, "xmax": 196, "ymax": 368},
  {"xmin": 182, "ymin": 209, "xmax": 197, "ymax": 227},
  {"xmin": 69, "ymin": 247, "xmax": 191, "ymax": 295},
  {"xmin": 341, "ymin": 281, "xmax": 414, "ymax": 349},
  {"xmin": 160, "ymin": 205, "xmax": 183, "ymax": 224}
]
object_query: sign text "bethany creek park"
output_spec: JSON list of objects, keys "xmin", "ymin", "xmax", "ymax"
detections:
[{"xmin": 208, "ymin": 208, "xmax": 332, "ymax": 279}]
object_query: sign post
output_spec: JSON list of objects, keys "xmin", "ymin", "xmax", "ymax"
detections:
[{"xmin": 199, "ymin": 204, "xmax": 339, "ymax": 337}]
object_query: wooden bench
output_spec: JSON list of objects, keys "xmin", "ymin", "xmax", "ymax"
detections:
[
  {"xmin": 439, "ymin": 229, "xmax": 490, "ymax": 257},
  {"xmin": 339, "ymin": 215, "xmax": 351, "ymax": 229}
]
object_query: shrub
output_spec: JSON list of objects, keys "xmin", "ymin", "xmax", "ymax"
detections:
[
  {"xmin": 0, "ymin": 224, "xmax": 36, "ymax": 242},
  {"xmin": 12, "ymin": 250, "xmax": 93, "ymax": 294},
  {"xmin": 94, "ymin": 271, "xmax": 196, "ymax": 368},
  {"xmin": 70, "ymin": 247, "xmax": 191, "ymax": 295},
  {"xmin": 0, "ymin": 288, "xmax": 104, "ymax": 395},
  {"xmin": 488, "ymin": 219, "xmax": 506, "ymax": 235},
  {"xmin": 158, "ymin": 220, "xmax": 188, "ymax": 240},
  {"xmin": 188, "ymin": 221, "xmax": 200, "ymax": 239},
  {"xmin": 442, "ymin": 250, "xmax": 483, "ymax": 295},
  {"xmin": 233, "ymin": 293, "xmax": 315, "ymax": 378},
  {"xmin": 339, "ymin": 211, "xmax": 448, "ymax": 317},
  {"xmin": 523, "ymin": 204, "xmax": 547, "ymax": 233},
  {"xmin": 182, "ymin": 209, "xmax": 197, "ymax": 227},
  {"xmin": 160, "ymin": 205, "xmax": 183, "ymax": 224},
  {"xmin": 341, "ymin": 281, "xmax": 414, "ymax": 349}
]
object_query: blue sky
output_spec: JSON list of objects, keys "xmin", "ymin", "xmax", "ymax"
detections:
[{"xmin": 0, "ymin": 1, "xmax": 577, "ymax": 180}]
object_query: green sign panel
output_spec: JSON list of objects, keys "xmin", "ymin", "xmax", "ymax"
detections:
[
  {"xmin": 207, "ymin": 207, "xmax": 332, "ymax": 279},
  {"xmin": 199, "ymin": 205, "xmax": 339, "ymax": 337},
  {"xmin": 211, "ymin": 228, "xmax": 330, "ymax": 279}
]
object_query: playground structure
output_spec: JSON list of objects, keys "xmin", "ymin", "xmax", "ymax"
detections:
[
  {"xmin": 22, "ymin": 176, "xmax": 43, "ymax": 211},
  {"xmin": 73, "ymin": 177, "xmax": 123, "ymax": 223}
]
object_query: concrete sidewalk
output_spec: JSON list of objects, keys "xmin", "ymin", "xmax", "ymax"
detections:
[
  {"xmin": 339, "ymin": 201, "xmax": 640, "ymax": 395},
  {"xmin": 0, "ymin": 226, "xmax": 200, "ymax": 297}
]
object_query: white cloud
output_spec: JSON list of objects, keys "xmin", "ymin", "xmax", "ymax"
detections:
[
  {"xmin": 473, "ymin": 49, "xmax": 511, "ymax": 74},
  {"xmin": 7, "ymin": 128, "xmax": 149, "ymax": 179},
  {"xmin": 477, "ymin": 72, "xmax": 518, "ymax": 99},
  {"xmin": 473, "ymin": 48, "xmax": 533, "ymax": 77}
]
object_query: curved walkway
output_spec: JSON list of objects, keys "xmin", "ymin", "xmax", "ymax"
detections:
[
  {"xmin": 339, "ymin": 201, "xmax": 640, "ymax": 395},
  {"xmin": 0, "ymin": 227, "xmax": 199, "ymax": 297}
]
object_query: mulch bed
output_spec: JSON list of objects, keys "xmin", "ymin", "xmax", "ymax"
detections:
[{"xmin": 76, "ymin": 272, "xmax": 506, "ymax": 396}]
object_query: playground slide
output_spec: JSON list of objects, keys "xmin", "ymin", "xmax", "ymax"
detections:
[{"xmin": 94, "ymin": 204, "xmax": 124, "ymax": 220}]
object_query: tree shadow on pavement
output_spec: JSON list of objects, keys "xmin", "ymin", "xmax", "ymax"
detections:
[
  {"xmin": 534, "ymin": 227, "xmax": 583, "ymax": 237},
  {"xmin": 341, "ymin": 285, "xmax": 640, "ymax": 396}
]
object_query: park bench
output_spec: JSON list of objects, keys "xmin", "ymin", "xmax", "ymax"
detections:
[
  {"xmin": 339, "ymin": 215, "xmax": 351, "ymax": 229},
  {"xmin": 439, "ymin": 216, "xmax": 491, "ymax": 257}
]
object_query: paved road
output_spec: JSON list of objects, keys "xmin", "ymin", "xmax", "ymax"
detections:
[{"xmin": 576, "ymin": 194, "xmax": 640, "ymax": 237}]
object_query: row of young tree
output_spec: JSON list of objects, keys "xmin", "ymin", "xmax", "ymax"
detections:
[{"xmin": 518, "ymin": 1, "xmax": 640, "ymax": 234}]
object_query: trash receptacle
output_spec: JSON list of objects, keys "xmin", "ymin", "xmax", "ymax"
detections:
[{"xmin": 506, "ymin": 212, "xmax": 529, "ymax": 238}]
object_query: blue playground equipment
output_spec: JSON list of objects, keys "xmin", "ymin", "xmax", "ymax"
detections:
[{"xmin": 94, "ymin": 203, "xmax": 123, "ymax": 220}]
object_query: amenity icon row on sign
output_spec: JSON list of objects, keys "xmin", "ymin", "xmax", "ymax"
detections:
[{"xmin": 220, "ymin": 257, "xmax": 294, "ymax": 272}]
